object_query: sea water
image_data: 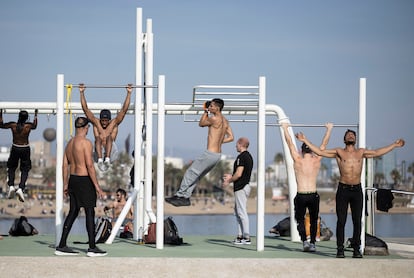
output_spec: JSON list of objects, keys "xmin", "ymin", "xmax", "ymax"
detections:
[{"xmin": 1, "ymin": 213, "xmax": 413, "ymax": 238}]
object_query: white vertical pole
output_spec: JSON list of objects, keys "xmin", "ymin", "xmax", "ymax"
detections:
[
  {"xmin": 55, "ymin": 74, "xmax": 65, "ymax": 245},
  {"xmin": 156, "ymin": 75, "xmax": 165, "ymax": 249},
  {"xmin": 256, "ymin": 76, "xmax": 266, "ymax": 251},
  {"xmin": 144, "ymin": 18, "xmax": 155, "ymax": 224},
  {"xmin": 134, "ymin": 7, "xmax": 144, "ymax": 241},
  {"xmin": 359, "ymin": 77, "xmax": 367, "ymax": 251},
  {"xmin": 366, "ymin": 158, "xmax": 374, "ymax": 234}
]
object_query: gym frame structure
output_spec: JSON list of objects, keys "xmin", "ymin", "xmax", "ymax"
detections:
[{"xmin": 0, "ymin": 8, "xmax": 373, "ymax": 252}]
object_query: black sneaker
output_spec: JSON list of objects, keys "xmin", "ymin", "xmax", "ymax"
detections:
[
  {"xmin": 55, "ymin": 246, "xmax": 79, "ymax": 256},
  {"xmin": 165, "ymin": 196, "xmax": 191, "ymax": 207},
  {"xmin": 352, "ymin": 249, "xmax": 363, "ymax": 258},
  {"xmin": 87, "ymin": 246, "xmax": 107, "ymax": 257},
  {"xmin": 336, "ymin": 248, "xmax": 345, "ymax": 258}
]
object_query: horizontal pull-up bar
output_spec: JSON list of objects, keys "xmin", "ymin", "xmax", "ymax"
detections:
[
  {"xmin": 66, "ymin": 84, "xmax": 158, "ymax": 89},
  {"xmin": 193, "ymin": 85, "xmax": 259, "ymax": 89},
  {"xmin": 267, "ymin": 123, "xmax": 359, "ymax": 127},
  {"xmin": 194, "ymin": 92, "xmax": 259, "ymax": 96}
]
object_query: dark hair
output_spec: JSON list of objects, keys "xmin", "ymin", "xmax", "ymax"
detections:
[
  {"xmin": 18, "ymin": 110, "xmax": 28, "ymax": 124},
  {"xmin": 116, "ymin": 188, "xmax": 127, "ymax": 197},
  {"xmin": 75, "ymin": 117, "xmax": 89, "ymax": 128},
  {"xmin": 343, "ymin": 129, "xmax": 356, "ymax": 141},
  {"xmin": 211, "ymin": 98, "xmax": 224, "ymax": 111},
  {"xmin": 301, "ymin": 143, "xmax": 312, "ymax": 154}
]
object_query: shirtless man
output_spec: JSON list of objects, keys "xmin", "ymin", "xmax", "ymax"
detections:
[
  {"xmin": 80, "ymin": 84, "xmax": 132, "ymax": 171},
  {"xmin": 0, "ymin": 109, "xmax": 38, "ymax": 202},
  {"xmin": 282, "ymin": 122, "xmax": 333, "ymax": 252},
  {"xmin": 104, "ymin": 188, "xmax": 133, "ymax": 231},
  {"xmin": 55, "ymin": 117, "xmax": 107, "ymax": 257},
  {"xmin": 296, "ymin": 129, "xmax": 405, "ymax": 258},
  {"xmin": 165, "ymin": 98, "xmax": 234, "ymax": 207}
]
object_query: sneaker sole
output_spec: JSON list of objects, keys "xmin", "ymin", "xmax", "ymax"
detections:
[
  {"xmin": 55, "ymin": 250, "xmax": 79, "ymax": 256},
  {"xmin": 87, "ymin": 252, "xmax": 107, "ymax": 257}
]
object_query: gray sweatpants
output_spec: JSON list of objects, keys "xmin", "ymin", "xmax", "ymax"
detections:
[
  {"xmin": 234, "ymin": 184, "xmax": 251, "ymax": 238},
  {"xmin": 176, "ymin": 150, "xmax": 221, "ymax": 198}
]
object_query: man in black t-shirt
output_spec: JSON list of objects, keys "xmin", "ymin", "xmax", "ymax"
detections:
[{"xmin": 223, "ymin": 137, "xmax": 253, "ymax": 244}]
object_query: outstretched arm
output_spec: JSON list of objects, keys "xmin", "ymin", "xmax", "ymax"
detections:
[
  {"xmin": 114, "ymin": 85, "xmax": 133, "ymax": 124},
  {"xmin": 281, "ymin": 123, "xmax": 300, "ymax": 161},
  {"xmin": 296, "ymin": 132, "xmax": 337, "ymax": 158},
  {"xmin": 363, "ymin": 139, "xmax": 405, "ymax": 158}
]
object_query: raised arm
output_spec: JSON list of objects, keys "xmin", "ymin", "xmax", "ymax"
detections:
[
  {"xmin": 296, "ymin": 132, "xmax": 337, "ymax": 158},
  {"xmin": 114, "ymin": 85, "xmax": 133, "ymax": 125},
  {"xmin": 0, "ymin": 109, "xmax": 3, "ymax": 128},
  {"xmin": 281, "ymin": 123, "xmax": 301, "ymax": 161},
  {"xmin": 31, "ymin": 109, "xmax": 38, "ymax": 129},
  {"xmin": 363, "ymin": 139, "xmax": 405, "ymax": 158},
  {"xmin": 79, "ymin": 84, "xmax": 98, "ymax": 125},
  {"xmin": 319, "ymin": 122, "xmax": 333, "ymax": 150}
]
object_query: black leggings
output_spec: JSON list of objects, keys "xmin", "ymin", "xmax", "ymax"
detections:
[
  {"xmin": 294, "ymin": 192, "xmax": 320, "ymax": 243},
  {"xmin": 58, "ymin": 193, "xmax": 96, "ymax": 249}
]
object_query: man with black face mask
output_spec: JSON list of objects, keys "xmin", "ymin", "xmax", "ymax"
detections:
[
  {"xmin": 296, "ymin": 128, "xmax": 404, "ymax": 259},
  {"xmin": 0, "ymin": 109, "xmax": 38, "ymax": 202}
]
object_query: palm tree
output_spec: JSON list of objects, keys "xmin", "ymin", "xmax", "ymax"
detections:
[
  {"xmin": 42, "ymin": 167, "xmax": 56, "ymax": 187},
  {"xmin": 390, "ymin": 168, "xmax": 401, "ymax": 189},
  {"xmin": 274, "ymin": 152, "xmax": 284, "ymax": 164}
]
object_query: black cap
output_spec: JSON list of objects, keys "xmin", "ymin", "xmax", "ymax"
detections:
[{"xmin": 100, "ymin": 109, "xmax": 111, "ymax": 120}]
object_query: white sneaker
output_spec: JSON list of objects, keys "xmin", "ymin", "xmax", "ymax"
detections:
[
  {"xmin": 15, "ymin": 188, "xmax": 25, "ymax": 202},
  {"xmin": 303, "ymin": 241, "xmax": 310, "ymax": 252},
  {"xmin": 103, "ymin": 157, "xmax": 111, "ymax": 170},
  {"xmin": 97, "ymin": 159, "xmax": 105, "ymax": 171},
  {"xmin": 309, "ymin": 243, "xmax": 316, "ymax": 252},
  {"xmin": 7, "ymin": 186, "xmax": 16, "ymax": 199}
]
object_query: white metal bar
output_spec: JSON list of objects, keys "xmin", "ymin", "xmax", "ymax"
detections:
[
  {"xmin": 194, "ymin": 92, "xmax": 259, "ymax": 95},
  {"xmin": 359, "ymin": 78, "xmax": 367, "ymax": 252},
  {"xmin": 134, "ymin": 7, "xmax": 144, "ymax": 242},
  {"xmin": 256, "ymin": 76, "xmax": 266, "ymax": 251},
  {"xmin": 156, "ymin": 75, "xmax": 165, "ymax": 249},
  {"xmin": 55, "ymin": 74, "xmax": 64, "ymax": 246},
  {"xmin": 144, "ymin": 17, "xmax": 156, "ymax": 227},
  {"xmin": 194, "ymin": 85, "xmax": 259, "ymax": 89},
  {"xmin": 66, "ymin": 84, "xmax": 157, "ymax": 89}
]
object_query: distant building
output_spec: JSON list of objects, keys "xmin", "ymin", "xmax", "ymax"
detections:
[{"xmin": 165, "ymin": 156, "xmax": 184, "ymax": 169}]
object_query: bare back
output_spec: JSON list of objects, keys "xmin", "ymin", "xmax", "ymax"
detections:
[
  {"xmin": 3, "ymin": 122, "xmax": 35, "ymax": 145},
  {"xmin": 65, "ymin": 136, "xmax": 94, "ymax": 176},
  {"xmin": 294, "ymin": 155, "xmax": 322, "ymax": 192},
  {"xmin": 206, "ymin": 114, "xmax": 229, "ymax": 153}
]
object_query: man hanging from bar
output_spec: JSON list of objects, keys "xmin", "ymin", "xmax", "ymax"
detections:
[
  {"xmin": 79, "ymin": 84, "xmax": 132, "ymax": 171},
  {"xmin": 0, "ymin": 109, "xmax": 38, "ymax": 202}
]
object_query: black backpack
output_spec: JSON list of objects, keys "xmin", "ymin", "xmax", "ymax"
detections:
[
  {"xmin": 164, "ymin": 216, "xmax": 183, "ymax": 245},
  {"xmin": 95, "ymin": 217, "xmax": 112, "ymax": 244},
  {"xmin": 9, "ymin": 216, "xmax": 38, "ymax": 236}
]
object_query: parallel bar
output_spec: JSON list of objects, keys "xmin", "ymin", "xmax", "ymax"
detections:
[
  {"xmin": 194, "ymin": 92, "xmax": 259, "ymax": 95},
  {"xmin": 66, "ymin": 84, "xmax": 158, "ymax": 89},
  {"xmin": 267, "ymin": 123, "xmax": 359, "ymax": 127},
  {"xmin": 194, "ymin": 85, "xmax": 258, "ymax": 89}
]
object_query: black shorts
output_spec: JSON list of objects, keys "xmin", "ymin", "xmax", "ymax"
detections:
[{"xmin": 68, "ymin": 175, "xmax": 97, "ymax": 208}]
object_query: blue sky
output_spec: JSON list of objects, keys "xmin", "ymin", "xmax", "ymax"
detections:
[{"xmin": 0, "ymin": 0, "xmax": 413, "ymax": 167}]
